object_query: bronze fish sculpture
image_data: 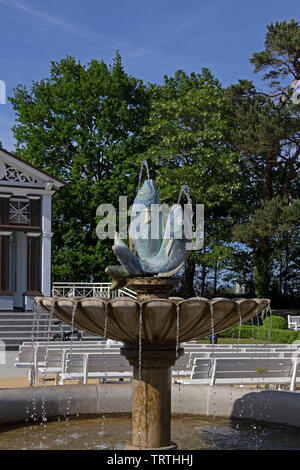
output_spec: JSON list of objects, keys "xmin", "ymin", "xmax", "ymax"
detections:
[
  {"xmin": 106, "ymin": 175, "xmax": 192, "ymax": 290},
  {"xmin": 129, "ymin": 179, "xmax": 162, "ymax": 258}
]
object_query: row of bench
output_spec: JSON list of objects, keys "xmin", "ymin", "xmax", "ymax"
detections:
[
  {"xmin": 15, "ymin": 341, "xmax": 300, "ymax": 388},
  {"xmin": 16, "ymin": 341, "xmax": 192, "ymax": 385},
  {"xmin": 179, "ymin": 358, "xmax": 300, "ymax": 391}
]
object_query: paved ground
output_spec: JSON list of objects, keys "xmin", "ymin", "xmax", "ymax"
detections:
[
  {"xmin": 0, "ymin": 351, "xmax": 28, "ymax": 378},
  {"xmin": 0, "ymin": 351, "xmax": 28, "ymax": 388}
]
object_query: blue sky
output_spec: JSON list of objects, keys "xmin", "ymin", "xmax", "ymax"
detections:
[{"xmin": 0, "ymin": 0, "xmax": 298, "ymax": 151}]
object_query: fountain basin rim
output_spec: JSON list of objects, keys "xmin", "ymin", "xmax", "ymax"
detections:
[
  {"xmin": 34, "ymin": 296, "xmax": 270, "ymax": 344},
  {"xmin": 0, "ymin": 384, "xmax": 299, "ymax": 432},
  {"xmin": 35, "ymin": 296, "xmax": 270, "ymax": 306}
]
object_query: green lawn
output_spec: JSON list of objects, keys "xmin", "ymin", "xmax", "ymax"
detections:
[{"xmin": 197, "ymin": 338, "xmax": 276, "ymax": 344}]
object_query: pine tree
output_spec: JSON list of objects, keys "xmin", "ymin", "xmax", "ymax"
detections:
[{"xmin": 227, "ymin": 19, "xmax": 300, "ymax": 298}]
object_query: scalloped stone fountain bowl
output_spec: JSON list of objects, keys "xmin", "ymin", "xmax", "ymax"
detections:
[{"xmin": 35, "ymin": 296, "xmax": 269, "ymax": 344}]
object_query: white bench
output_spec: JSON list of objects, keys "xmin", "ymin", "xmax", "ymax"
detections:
[
  {"xmin": 59, "ymin": 351, "xmax": 193, "ymax": 385},
  {"xmin": 178, "ymin": 357, "xmax": 300, "ymax": 391},
  {"xmin": 183, "ymin": 343, "xmax": 300, "ymax": 349},
  {"xmin": 37, "ymin": 349, "xmax": 124, "ymax": 384},
  {"xmin": 16, "ymin": 341, "xmax": 192, "ymax": 385},
  {"xmin": 288, "ymin": 316, "xmax": 300, "ymax": 331},
  {"xmin": 15, "ymin": 341, "xmax": 119, "ymax": 386},
  {"xmin": 59, "ymin": 352, "xmax": 132, "ymax": 384},
  {"xmin": 186, "ymin": 349, "xmax": 300, "ymax": 366}
]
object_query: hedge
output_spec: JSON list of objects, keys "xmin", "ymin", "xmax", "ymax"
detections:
[
  {"xmin": 263, "ymin": 315, "xmax": 288, "ymax": 330},
  {"xmin": 220, "ymin": 325, "xmax": 255, "ymax": 339},
  {"xmin": 219, "ymin": 324, "xmax": 299, "ymax": 344}
]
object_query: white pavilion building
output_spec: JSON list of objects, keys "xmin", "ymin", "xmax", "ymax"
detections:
[{"xmin": 0, "ymin": 148, "xmax": 64, "ymax": 311}]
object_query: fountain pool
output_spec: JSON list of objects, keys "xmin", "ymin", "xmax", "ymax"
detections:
[{"xmin": 1, "ymin": 415, "xmax": 300, "ymax": 450}]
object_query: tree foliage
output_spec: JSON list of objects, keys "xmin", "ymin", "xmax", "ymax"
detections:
[
  {"xmin": 142, "ymin": 69, "xmax": 244, "ymax": 296},
  {"xmin": 9, "ymin": 54, "xmax": 152, "ymax": 281},
  {"xmin": 225, "ymin": 19, "xmax": 300, "ymax": 298}
]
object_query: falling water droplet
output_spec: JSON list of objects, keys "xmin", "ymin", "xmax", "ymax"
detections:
[
  {"xmin": 175, "ymin": 303, "xmax": 184, "ymax": 431},
  {"xmin": 40, "ymin": 302, "xmax": 54, "ymax": 435},
  {"xmin": 237, "ymin": 302, "xmax": 242, "ymax": 350},
  {"xmin": 138, "ymin": 159, "xmax": 150, "ymax": 189},
  {"xmin": 138, "ymin": 304, "xmax": 143, "ymax": 382},
  {"xmin": 209, "ymin": 302, "xmax": 217, "ymax": 422},
  {"xmin": 176, "ymin": 304, "xmax": 180, "ymax": 360},
  {"xmin": 137, "ymin": 302, "xmax": 143, "ymax": 448},
  {"xmin": 101, "ymin": 301, "xmax": 110, "ymax": 438},
  {"xmin": 66, "ymin": 300, "xmax": 77, "ymax": 428},
  {"xmin": 177, "ymin": 184, "xmax": 192, "ymax": 207},
  {"xmin": 104, "ymin": 302, "xmax": 108, "ymax": 340}
]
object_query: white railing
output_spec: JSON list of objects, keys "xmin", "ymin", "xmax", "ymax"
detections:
[
  {"xmin": 52, "ymin": 282, "xmax": 137, "ymax": 299},
  {"xmin": 288, "ymin": 315, "xmax": 300, "ymax": 331}
]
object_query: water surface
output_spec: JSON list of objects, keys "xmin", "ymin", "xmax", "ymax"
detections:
[{"xmin": 0, "ymin": 416, "xmax": 299, "ymax": 450}]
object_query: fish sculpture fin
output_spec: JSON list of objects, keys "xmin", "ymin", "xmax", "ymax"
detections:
[
  {"xmin": 113, "ymin": 232, "xmax": 144, "ymax": 276},
  {"xmin": 128, "ymin": 234, "xmax": 135, "ymax": 253},
  {"xmin": 105, "ymin": 265, "xmax": 131, "ymax": 291},
  {"xmin": 165, "ymin": 239, "xmax": 173, "ymax": 258},
  {"xmin": 157, "ymin": 260, "xmax": 186, "ymax": 278}
]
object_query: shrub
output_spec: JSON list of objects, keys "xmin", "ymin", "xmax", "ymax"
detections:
[
  {"xmin": 262, "ymin": 328, "xmax": 297, "ymax": 344},
  {"xmin": 263, "ymin": 315, "xmax": 288, "ymax": 330},
  {"xmin": 219, "ymin": 324, "xmax": 297, "ymax": 343},
  {"xmin": 220, "ymin": 325, "xmax": 255, "ymax": 339}
]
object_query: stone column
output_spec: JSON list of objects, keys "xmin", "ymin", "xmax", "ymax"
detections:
[
  {"xmin": 121, "ymin": 343, "xmax": 183, "ymax": 450},
  {"xmin": 41, "ymin": 194, "xmax": 52, "ymax": 297}
]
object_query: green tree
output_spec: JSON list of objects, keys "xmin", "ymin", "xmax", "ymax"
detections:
[
  {"xmin": 226, "ymin": 19, "xmax": 300, "ymax": 298},
  {"xmin": 250, "ymin": 18, "xmax": 300, "ymax": 102},
  {"xmin": 143, "ymin": 69, "xmax": 244, "ymax": 296},
  {"xmin": 9, "ymin": 54, "xmax": 151, "ymax": 281},
  {"xmin": 233, "ymin": 196, "xmax": 300, "ymax": 299}
]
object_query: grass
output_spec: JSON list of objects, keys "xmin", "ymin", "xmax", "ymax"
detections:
[{"xmin": 197, "ymin": 338, "xmax": 275, "ymax": 344}]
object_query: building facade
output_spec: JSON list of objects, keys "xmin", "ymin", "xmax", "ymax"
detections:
[{"xmin": 0, "ymin": 149, "xmax": 64, "ymax": 310}]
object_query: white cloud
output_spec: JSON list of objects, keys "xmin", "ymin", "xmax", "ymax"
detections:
[{"xmin": 0, "ymin": 0, "xmax": 112, "ymax": 47}]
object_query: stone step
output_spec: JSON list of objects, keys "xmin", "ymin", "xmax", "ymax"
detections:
[
  {"xmin": 1, "ymin": 339, "xmax": 100, "ymax": 349},
  {"xmin": 0, "ymin": 332, "xmax": 83, "ymax": 338},
  {"xmin": 0, "ymin": 310, "xmax": 100, "ymax": 349},
  {"xmin": 0, "ymin": 314, "xmax": 51, "ymax": 320},
  {"xmin": 0, "ymin": 317, "xmax": 55, "ymax": 321},
  {"xmin": 1, "ymin": 334, "xmax": 100, "ymax": 347},
  {"xmin": 0, "ymin": 327, "xmax": 76, "ymax": 333}
]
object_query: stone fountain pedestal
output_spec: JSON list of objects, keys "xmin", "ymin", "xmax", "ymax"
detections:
[
  {"xmin": 121, "ymin": 343, "xmax": 183, "ymax": 450},
  {"xmin": 126, "ymin": 277, "xmax": 180, "ymax": 301},
  {"xmin": 122, "ymin": 277, "xmax": 181, "ymax": 450}
]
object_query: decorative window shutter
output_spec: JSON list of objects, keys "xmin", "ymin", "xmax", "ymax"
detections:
[
  {"xmin": 0, "ymin": 197, "xmax": 9, "ymax": 225},
  {"xmin": 29, "ymin": 198, "xmax": 41, "ymax": 227},
  {"xmin": 0, "ymin": 235, "xmax": 10, "ymax": 292}
]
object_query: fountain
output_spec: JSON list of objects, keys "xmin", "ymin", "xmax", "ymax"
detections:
[{"xmin": 34, "ymin": 162, "xmax": 270, "ymax": 450}]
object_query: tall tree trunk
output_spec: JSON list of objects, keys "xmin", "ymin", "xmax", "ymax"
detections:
[
  {"xmin": 213, "ymin": 260, "xmax": 218, "ymax": 297},
  {"xmin": 283, "ymin": 230, "xmax": 289, "ymax": 297},
  {"xmin": 263, "ymin": 145, "xmax": 278, "ymax": 201},
  {"xmin": 200, "ymin": 265, "xmax": 206, "ymax": 297},
  {"xmin": 254, "ymin": 237, "xmax": 271, "ymax": 298},
  {"xmin": 184, "ymin": 258, "xmax": 195, "ymax": 298},
  {"xmin": 255, "ymin": 144, "xmax": 278, "ymax": 298}
]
